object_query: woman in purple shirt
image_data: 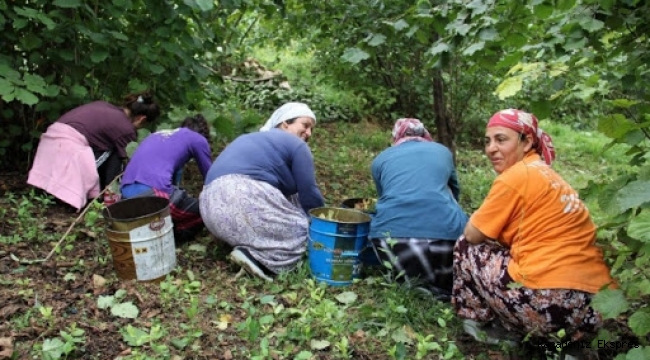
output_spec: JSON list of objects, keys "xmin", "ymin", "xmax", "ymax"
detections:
[
  {"xmin": 200, "ymin": 102, "xmax": 325, "ymax": 281},
  {"xmin": 121, "ymin": 114, "xmax": 212, "ymax": 245}
]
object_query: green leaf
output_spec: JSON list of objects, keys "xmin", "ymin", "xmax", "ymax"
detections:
[
  {"xmin": 195, "ymin": 0, "xmax": 214, "ymax": 11},
  {"xmin": 597, "ymin": 114, "xmax": 635, "ymax": 140},
  {"xmin": 341, "ymin": 47, "xmax": 369, "ymax": 64},
  {"xmin": 53, "ymin": 0, "xmax": 82, "ymax": 8},
  {"xmin": 90, "ymin": 50, "xmax": 109, "ymax": 63},
  {"xmin": 478, "ymin": 28, "xmax": 498, "ymax": 41},
  {"xmin": 335, "ymin": 291, "xmax": 357, "ymax": 305},
  {"xmin": 121, "ymin": 325, "xmax": 150, "ymax": 346},
  {"xmin": 533, "ymin": 4, "xmax": 554, "ymax": 19},
  {"xmin": 428, "ymin": 42, "xmax": 449, "ymax": 56},
  {"xmin": 556, "ymin": 0, "xmax": 576, "ymax": 11},
  {"xmin": 391, "ymin": 19, "xmax": 409, "ymax": 31},
  {"xmin": 617, "ymin": 182, "xmax": 650, "ymax": 213},
  {"xmin": 42, "ymin": 338, "xmax": 65, "ymax": 360},
  {"xmin": 71, "ymin": 85, "xmax": 88, "ymax": 98},
  {"xmin": 495, "ymin": 76, "xmax": 523, "ymax": 100},
  {"xmin": 591, "ymin": 289, "xmax": 628, "ymax": 319},
  {"xmin": 97, "ymin": 295, "xmax": 115, "ymax": 309},
  {"xmin": 294, "ymin": 351, "xmax": 314, "ymax": 360},
  {"xmin": 111, "ymin": 302, "xmax": 139, "ymax": 318},
  {"xmin": 14, "ymin": 88, "xmax": 39, "ymax": 105},
  {"xmin": 608, "ymin": 99, "xmax": 639, "ymax": 108},
  {"xmin": 109, "ymin": 31, "xmax": 129, "ymax": 41},
  {"xmin": 616, "ymin": 346, "xmax": 650, "ymax": 360},
  {"xmin": 462, "ymin": 41, "xmax": 485, "ymax": 56},
  {"xmin": 0, "ymin": 78, "xmax": 14, "ymax": 96},
  {"xmin": 564, "ymin": 37, "xmax": 587, "ymax": 51},
  {"xmin": 627, "ymin": 209, "xmax": 650, "ymax": 243},
  {"xmin": 579, "ymin": 17, "xmax": 604, "ymax": 32},
  {"xmin": 391, "ymin": 327, "xmax": 413, "ymax": 344},
  {"xmin": 23, "ymin": 74, "xmax": 48, "ymax": 95},
  {"xmin": 170, "ymin": 337, "xmax": 188, "ymax": 349},
  {"xmin": 126, "ymin": 142, "xmax": 139, "ymax": 158},
  {"xmin": 628, "ymin": 309, "xmax": 650, "ymax": 337},
  {"xmin": 367, "ymin": 34, "xmax": 386, "ymax": 47}
]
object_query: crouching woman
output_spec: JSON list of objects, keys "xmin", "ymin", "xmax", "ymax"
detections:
[
  {"xmin": 199, "ymin": 102, "xmax": 325, "ymax": 281},
  {"xmin": 453, "ymin": 109, "xmax": 617, "ymax": 346}
]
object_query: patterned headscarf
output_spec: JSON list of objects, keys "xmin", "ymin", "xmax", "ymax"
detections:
[
  {"xmin": 391, "ymin": 118, "xmax": 433, "ymax": 146},
  {"xmin": 259, "ymin": 102, "xmax": 316, "ymax": 132},
  {"xmin": 487, "ymin": 109, "xmax": 556, "ymax": 165}
]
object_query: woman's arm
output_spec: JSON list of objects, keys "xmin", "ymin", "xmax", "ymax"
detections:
[{"xmin": 463, "ymin": 220, "xmax": 488, "ymax": 245}]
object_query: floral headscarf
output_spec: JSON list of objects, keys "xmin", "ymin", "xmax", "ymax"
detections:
[
  {"xmin": 391, "ymin": 118, "xmax": 433, "ymax": 146},
  {"xmin": 487, "ymin": 109, "xmax": 556, "ymax": 165}
]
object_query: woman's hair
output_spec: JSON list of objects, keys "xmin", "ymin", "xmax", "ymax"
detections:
[
  {"xmin": 276, "ymin": 117, "xmax": 297, "ymax": 127},
  {"xmin": 181, "ymin": 113, "xmax": 211, "ymax": 141},
  {"xmin": 122, "ymin": 91, "xmax": 161, "ymax": 123}
]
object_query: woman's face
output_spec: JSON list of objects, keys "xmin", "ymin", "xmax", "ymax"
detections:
[
  {"xmin": 484, "ymin": 126, "xmax": 533, "ymax": 174},
  {"xmin": 281, "ymin": 117, "xmax": 315, "ymax": 142}
]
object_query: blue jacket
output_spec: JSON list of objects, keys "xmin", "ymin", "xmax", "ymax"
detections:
[
  {"xmin": 205, "ymin": 129, "xmax": 324, "ymax": 214},
  {"xmin": 369, "ymin": 141, "xmax": 468, "ymax": 240}
]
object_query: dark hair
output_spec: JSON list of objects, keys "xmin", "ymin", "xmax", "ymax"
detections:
[
  {"xmin": 181, "ymin": 113, "xmax": 211, "ymax": 141},
  {"xmin": 122, "ymin": 91, "xmax": 161, "ymax": 123},
  {"xmin": 275, "ymin": 117, "xmax": 297, "ymax": 128}
]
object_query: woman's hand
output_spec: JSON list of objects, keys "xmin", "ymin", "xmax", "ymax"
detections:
[{"xmin": 463, "ymin": 221, "xmax": 488, "ymax": 245}]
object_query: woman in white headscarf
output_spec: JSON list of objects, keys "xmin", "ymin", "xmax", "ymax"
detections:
[{"xmin": 199, "ymin": 102, "xmax": 324, "ymax": 281}]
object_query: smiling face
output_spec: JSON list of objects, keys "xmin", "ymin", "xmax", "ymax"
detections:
[
  {"xmin": 280, "ymin": 116, "xmax": 315, "ymax": 142},
  {"xmin": 484, "ymin": 126, "xmax": 533, "ymax": 174}
]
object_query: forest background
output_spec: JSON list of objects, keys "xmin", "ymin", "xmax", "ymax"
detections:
[{"xmin": 1, "ymin": 0, "xmax": 649, "ymax": 359}]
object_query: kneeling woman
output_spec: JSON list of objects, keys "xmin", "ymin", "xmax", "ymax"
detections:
[
  {"xmin": 120, "ymin": 114, "xmax": 213, "ymax": 245},
  {"xmin": 454, "ymin": 109, "xmax": 617, "ymax": 345},
  {"xmin": 199, "ymin": 102, "xmax": 325, "ymax": 281}
]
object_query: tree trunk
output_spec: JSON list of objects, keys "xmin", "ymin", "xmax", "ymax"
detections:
[{"xmin": 433, "ymin": 69, "xmax": 456, "ymax": 163}]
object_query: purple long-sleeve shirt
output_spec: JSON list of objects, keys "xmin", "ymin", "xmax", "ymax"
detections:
[
  {"xmin": 205, "ymin": 129, "xmax": 324, "ymax": 214},
  {"xmin": 121, "ymin": 128, "xmax": 212, "ymax": 194}
]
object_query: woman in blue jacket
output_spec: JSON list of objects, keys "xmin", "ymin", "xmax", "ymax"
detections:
[
  {"xmin": 370, "ymin": 118, "xmax": 468, "ymax": 300},
  {"xmin": 199, "ymin": 102, "xmax": 325, "ymax": 282}
]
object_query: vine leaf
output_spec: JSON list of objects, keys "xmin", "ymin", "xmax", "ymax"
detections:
[
  {"xmin": 628, "ymin": 309, "xmax": 650, "ymax": 337},
  {"xmin": 591, "ymin": 289, "xmax": 628, "ymax": 319},
  {"xmin": 341, "ymin": 48, "xmax": 369, "ymax": 64}
]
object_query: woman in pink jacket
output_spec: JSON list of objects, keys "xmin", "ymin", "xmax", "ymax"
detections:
[{"xmin": 27, "ymin": 91, "xmax": 160, "ymax": 210}]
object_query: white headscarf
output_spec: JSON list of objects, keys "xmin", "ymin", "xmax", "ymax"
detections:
[{"xmin": 259, "ymin": 102, "xmax": 316, "ymax": 132}]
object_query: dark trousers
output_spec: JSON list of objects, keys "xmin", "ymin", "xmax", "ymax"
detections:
[{"xmin": 94, "ymin": 150, "xmax": 122, "ymax": 190}]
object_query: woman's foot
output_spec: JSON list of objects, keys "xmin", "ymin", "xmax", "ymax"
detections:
[{"xmin": 229, "ymin": 247, "xmax": 274, "ymax": 282}]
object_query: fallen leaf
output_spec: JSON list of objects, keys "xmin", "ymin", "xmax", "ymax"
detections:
[
  {"xmin": 223, "ymin": 349, "xmax": 233, "ymax": 360},
  {"xmin": 0, "ymin": 305, "xmax": 22, "ymax": 319},
  {"xmin": 215, "ymin": 314, "xmax": 232, "ymax": 330},
  {"xmin": 93, "ymin": 274, "xmax": 106, "ymax": 288},
  {"xmin": 0, "ymin": 337, "xmax": 13, "ymax": 359},
  {"xmin": 310, "ymin": 339, "xmax": 330, "ymax": 350}
]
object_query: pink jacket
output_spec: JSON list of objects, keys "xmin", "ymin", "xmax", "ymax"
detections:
[{"xmin": 27, "ymin": 122, "xmax": 100, "ymax": 210}]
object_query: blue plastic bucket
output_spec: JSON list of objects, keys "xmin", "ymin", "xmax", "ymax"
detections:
[{"xmin": 308, "ymin": 207, "xmax": 371, "ymax": 286}]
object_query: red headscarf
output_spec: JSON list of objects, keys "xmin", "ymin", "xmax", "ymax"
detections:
[
  {"xmin": 487, "ymin": 109, "xmax": 556, "ymax": 165},
  {"xmin": 391, "ymin": 118, "xmax": 433, "ymax": 146}
]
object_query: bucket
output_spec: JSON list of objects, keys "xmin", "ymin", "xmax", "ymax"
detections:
[
  {"xmin": 340, "ymin": 198, "xmax": 381, "ymax": 266},
  {"xmin": 308, "ymin": 207, "xmax": 371, "ymax": 286},
  {"xmin": 101, "ymin": 196, "xmax": 176, "ymax": 282}
]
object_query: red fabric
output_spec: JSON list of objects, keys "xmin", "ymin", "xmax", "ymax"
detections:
[
  {"xmin": 487, "ymin": 109, "xmax": 556, "ymax": 165},
  {"xmin": 152, "ymin": 189, "xmax": 202, "ymax": 230},
  {"xmin": 391, "ymin": 118, "xmax": 433, "ymax": 146}
]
